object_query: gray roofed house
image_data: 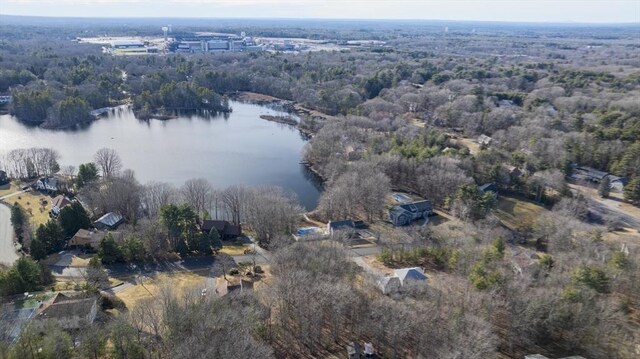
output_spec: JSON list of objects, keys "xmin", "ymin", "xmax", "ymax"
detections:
[
  {"xmin": 327, "ymin": 220, "xmax": 356, "ymax": 236},
  {"xmin": 35, "ymin": 294, "xmax": 98, "ymax": 330},
  {"xmin": 477, "ymin": 134, "xmax": 493, "ymax": 146},
  {"xmin": 36, "ymin": 177, "xmax": 57, "ymax": 192},
  {"xmin": 575, "ymin": 166, "xmax": 610, "ymax": 182},
  {"xmin": 93, "ymin": 212, "xmax": 124, "ymax": 230},
  {"xmin": 0, "ymin": 170, "xmax": 8, "ymax": 185},
  {"xmin": 394, "ymin": 267, "xmax": 427, "ymax": 286},
  {"xmin": 608, "ymin": 175, "xmax": 628, "ymax": 192},
  {"xmin": 479, "ymin": 183, "xmax": 498, "ymax": 195},
  {"xmin": 388, "ymin": 200, "xmax": 432, "ymax": 226},
  {"xmin": 377, "ymin": 276, "xmax": 401, "ymax": 294}
]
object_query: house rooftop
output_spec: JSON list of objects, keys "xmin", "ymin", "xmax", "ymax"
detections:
[
  {"xmin": 51, "ymin": 195, "xmax": 71, "ymax": 209},
  {"xmin": 328, "ymin": 220, "xmax": 355, "ymax": 230},
  {"xmin": 95, "ymin": 212, "xmax": 123, "ymax": 227},
  {"xmin": 394, "ymin": 267, "xmax": 427, "ymax": 282},
  {"xmin": 37, "ymin": 296, "xmax": 97, "ymax": 321},
  {"xmin": 395, "ymin": 200, "xmax": 432, "ymax": 214}
]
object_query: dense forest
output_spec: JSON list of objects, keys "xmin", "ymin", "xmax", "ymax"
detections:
[{"xmin": 1, "ymin": 16, "xmax": 640, "ymax": 359}]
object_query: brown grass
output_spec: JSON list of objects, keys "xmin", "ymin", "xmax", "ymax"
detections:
[
  {"xmin": 0, "ymin": 183, "xmax": 19, "ymax": 197},
  {"xmin": 10, "ymin": 191, "xmax": 52, "ymax": 226},
  {"xmin": 219, "ymin": 244, "xmax": 248, "ymax": 256},
  {"xmin": 494, "ymin": 196, "xmax": 547, "ymax": 231},
  {"xmin": 116, "ymin": 272, "xmax": 206, "ymax": 308}
]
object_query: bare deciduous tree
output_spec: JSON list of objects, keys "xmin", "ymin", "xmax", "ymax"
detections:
[
  {"xmin": 94, "ymin": 147, "xmax": 123, "ymax": 178},
  {"xmin": 181, "ymin": 178, "xmax": 212, "ymax": 217}
]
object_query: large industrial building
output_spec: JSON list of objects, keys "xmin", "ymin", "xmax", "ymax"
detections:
[{"xmin": 173, "ymin": 33, "xmax": 263, "ymax": 53}]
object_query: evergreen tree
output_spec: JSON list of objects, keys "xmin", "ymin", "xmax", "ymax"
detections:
[
  {"xmin": 598, "ymin": 176, "xmax": 611, "ymax": 198},
  {"xmin": 59, "ymin": 201, "xmax": 91, "ymax": 237},
  {"xmin": 99, "ymin": 233, "xmax": 125, "ymax": 264},
  {"xmin": 76, "ymin": 162, "xmax": 99, "ymax": 187},
  {"xmin": 34, "ymin": 220, "xmax": 65, "ymax": 255},
  {"xmin": 624, "ymin": 177, "xmax": 640, "ymax": 204}
]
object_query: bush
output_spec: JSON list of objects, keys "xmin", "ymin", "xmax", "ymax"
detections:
[
  {"xmin": 228, "ymin": 268, "xmax": 239, "ymax": 275},
  {"xmin": 101, "ymin": 293, "xmax": 127, "ymax": 310},
  {"xmin": 254, "ymin": 265, "xmax": 264, "ymax": 274}
]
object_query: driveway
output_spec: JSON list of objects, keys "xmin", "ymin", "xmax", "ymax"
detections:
[{"xmin": 0, "ymin": 203, "xmax": 19, "ymax": 266}]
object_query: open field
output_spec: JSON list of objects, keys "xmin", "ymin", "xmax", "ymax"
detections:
[
  {"xmin": 494, "ymin": 196, "xmax": 548, "ymax": 231},
  {"xmin": 116, "ymin": 272, "xmax": 207, "ymax": 309},
  {"xmin": 219, "ymin": 244, "xmax": 247, "ymax": 256},
  {"xmin": 7, "ymin": 191, "xmax": 52, "ymax": 227}
]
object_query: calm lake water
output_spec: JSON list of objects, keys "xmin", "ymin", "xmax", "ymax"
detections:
[{"xmin": 0, "ymin": 101, "xmax": 321, "ymax": 210}]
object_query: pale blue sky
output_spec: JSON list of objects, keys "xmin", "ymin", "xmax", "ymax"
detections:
[{"xmin": 1, "ymin": 0, "xmax": 639, "ymax": 23}]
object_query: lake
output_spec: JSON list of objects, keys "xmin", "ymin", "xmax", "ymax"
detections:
[{"xmin": 0, "ymin": 101, "xmax": 322, "ymax": 210}]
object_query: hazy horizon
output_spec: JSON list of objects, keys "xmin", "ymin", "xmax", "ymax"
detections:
[{"xmin": 1, "ymin": 0, "xmax": 639, "ymax": 24}]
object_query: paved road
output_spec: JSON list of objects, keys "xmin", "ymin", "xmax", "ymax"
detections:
[
  {"xmin": 570, "ymin": 184, "xmax": 640, "ymax": 229},
  {"xmin": 0, "ymin": 203, "xmax": 19, "ymax": 266}
]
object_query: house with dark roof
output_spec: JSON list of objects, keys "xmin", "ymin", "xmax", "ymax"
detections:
[
  {"xmin": 36, "ymin": 177, "xmax": 57, "ymax": 192},
  {"xmin": 93, "ymin": 212, "xmax": 124, "ymax": 230},
  {"xmin": 35, "ymin": 294, "xmax": 98, "ymax": 330},
  {"xmin": 388, "ymin": 200, "xmax": 432, "ymax": 226},
  {"xmin": 0, "ymin": 170, "xmax": 8, "ymax": 185},
  {"xmin": 479, "ymin": 183, "xmax": 498, "ymax": 196},
  {"xmin": 326, "ymin": 220, "xmax": 356, "ymax": 236},
  {"xmin": 394, "ymin": 267, "xmax": 428, "ymax": 285},
  {"xmin": 51, "ymin": 195, "xmax": 72, "ymax": 215},
  {"xmin": 201, "ymin": 219, "xmax": 242, "ymax": 239},
  {"xmin": 575, "ymin": 166, "xmax": 610, "ymax": 183}
]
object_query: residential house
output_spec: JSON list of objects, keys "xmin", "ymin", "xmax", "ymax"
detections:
[
  {"xmin": 574, "ymin": 166, "xmax": 610, "ymax": 183},
  {"xmin": 215, "ymin": 277, "xmax": 253, "ymax": 296},
  {"xmin": 394, "ymin": 267, "xmax": 428, "ymax": 286},
  {"xmin": 479, "ymin": 183, "xmax": 498, "ymax": 198},
  {"xmin": 327, "ymin": 220, "xmax": 356, "ymax": 236},
  {"xmin": 574, "ymin": 166, "xmax": 627, "ymax": 191},
  {"xmin": 68, "ymin": 229, "xmax": 107, "ymax": 250},
  {"xmin": 0, "ymin": 170, "xmax": 8, "ymax": 185},
  {"xmin": 36, "ymin": 177, "xmax": 58, "ymax": 192},
  {"xmin": 377, "ymin": 276, "xmax": 401, "ymax": 294},
  {"xmin": 35, "ymin": 294, "xmax": 98, "ymax": 330},
  {"xmin": 608, "ymin": 175, "xmax": 628, "ymax": 192},
  {"xmin": 378, "ymin": 267, "xmax": 428, "ymax": 295},
  {"xmin": 93, "ymin": 212, "xmax": 124, "ymax": 230},
  {"xmin": 201, "ymin": 219, "xmax": 242, "ymax": 240},
  {"xmin": 477, "ymin": 134, "xmax": 493, "ymax": 147},
  {"xmin": 388, "ymin": 200, "xmax": 432, "ymax": 226},
  {"xmin": 51, "ymin": 195, "xmax": 72, "ymax": 215},
  {"xmin": 507, "ymin": 165, "xmax": 522, "ymax": 180}
]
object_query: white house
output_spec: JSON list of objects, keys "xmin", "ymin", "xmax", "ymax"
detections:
[
  {"xmin": 394, "ymin": 267, "xmax": 428, "ymax": 286},
  {"xmin": 36, "ymin": 177, "xmax": 58, "ymax": 192},
  {"xmin": 378, "ymin": 267, "xmax": 428, "ymax": 294}
]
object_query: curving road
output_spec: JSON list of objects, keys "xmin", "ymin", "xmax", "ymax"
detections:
[{"xmin": 0, "ymin": 203, "xmax": 19, "ymax": 265}]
